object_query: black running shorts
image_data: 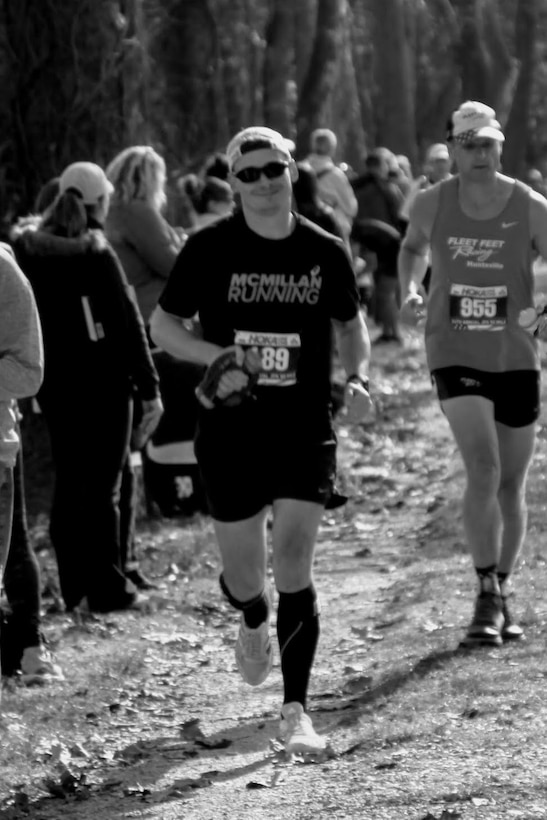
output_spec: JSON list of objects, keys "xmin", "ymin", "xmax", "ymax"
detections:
[
  {"xmin": 194, "ymin": 408, "xmax": 336, "ymax": 522},
  {"xmin": 431, "ymin": 366, "xmax": 540, "ymax": 428}
]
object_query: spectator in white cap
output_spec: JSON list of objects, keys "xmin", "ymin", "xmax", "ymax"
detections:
[
  {"xmin": 401, "ymin": 142, "xmax": 453, "ymax": 222},
  {"xmin": 59, "ymin": 162, "xmax": 114, "ymax": 206},
  {"xmin": 400, "ymin": 99, "xmax": 547, "ymax": 649},
  {"xmin": 305, "ymin": 128, "xmax": 357, "ymax": 243},
  {"xmin": 11, "ymin": 159, "xmax": 163, "ymax": 613}
]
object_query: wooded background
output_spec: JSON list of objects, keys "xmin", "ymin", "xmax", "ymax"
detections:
[{"xmin": 0, "ymin": 0, "xmax": 545, "ymax": 225}]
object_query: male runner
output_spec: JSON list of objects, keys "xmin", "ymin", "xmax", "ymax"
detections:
[
  {"xmin": 150, "ymin": 126, "xmax": 373, "ymax": 752},
  {"xmin": 399, "ymin": 101, "xmax": 547, "ymax": 647}
]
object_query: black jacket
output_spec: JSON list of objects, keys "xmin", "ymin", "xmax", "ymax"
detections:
[
  {"xmin": 11, "ymin": 219, "xmax": 159, "ymax": 403},
  {"xmin": 352, "ymin": 174, "xmax": 403, "ymax": 231}
]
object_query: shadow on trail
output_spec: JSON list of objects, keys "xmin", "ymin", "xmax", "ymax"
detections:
[
  {"xmin": 312, "ymin": 644, "xmax": 472, "ymax": 725},
  {"xmin": 0, "ymin": 717, "xmax": 283, "ymax": 819}
]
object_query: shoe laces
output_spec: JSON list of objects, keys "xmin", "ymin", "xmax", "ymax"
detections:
[
  {"xmin": 240, "ymin": 623, "xmax": 268, "ymax": 659},
  {"xmin": 286, "ymin": 711, "xmax": 311, "ymax": 734},
  {"xmin": 281, "ymin": 708, "xmax": 317, "ymax": 744}
]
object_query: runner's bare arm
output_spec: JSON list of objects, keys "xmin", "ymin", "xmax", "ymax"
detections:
[
  {"xmin": 529, "ymin": 190, "xmax": 547, "ymax": 263},
  {"xmin": 149, "ymin": 305, "xmax": 222, "ymax": 367},
  {"xmin": 332, "ymin": 311, "xmax": 370, "ymax": 383},
  {"xmin": 398, "ymin": 186, "xmax": 439, "ymax": 301}
]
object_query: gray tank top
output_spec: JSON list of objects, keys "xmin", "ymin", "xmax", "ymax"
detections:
[{"xmin": 426, "ymin": 176, "xmax": 538, "ymax": 373}]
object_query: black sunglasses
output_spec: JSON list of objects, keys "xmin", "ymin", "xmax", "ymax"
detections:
[{"xmin": 234, "ymin": 161, "xmax": 289, "ymax": 184}]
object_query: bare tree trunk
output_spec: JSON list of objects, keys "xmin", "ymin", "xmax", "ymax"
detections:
[
  {"xmin": 244, "ymin": 0, "xmax": 266, "ymax": 127},
  {"xmin": 453, "ymin": 0, "xmax": 516, "ymax": 112},
  {"xmin": 501, "ymin": 0, "xmax": 538, "ymax": 178},
  {"xmin": 120, "ymin": 0, "xmax": 151, "ymax": 146},
  {"xmin": 333, "ymin": 1, "xmax": 366, "ymax": 171},
  {"xmin": 349, "ymin": 0, "xmax": 375, "ymax": 149},
  {"xmin": 149, "ymin": 0, "xmax": 226, "ymax": 169},
  {"xmin": 295, "ymin": 0, "xmax": 317, "ymax": 92},
  {"xmin": 370, "ymin": 0, "xmax": 416, "ymax": 158},
  {"xmin": 411, "ymin": 1, "xmax": 460, "ymax": 157},
  {"xmin": 295, "ymin": 0, "xmax": 344, "ymax": 155},
  {"xmin": 0, "ymin": 0, "xmax": 128, "ymax": 219},
  {"xmin": 263, "ymin": 0, "xmax": 295, "ymax": 135},
  {"xmin": 218, "ymin": 0, "xmax": 263, "ymax": 137}
]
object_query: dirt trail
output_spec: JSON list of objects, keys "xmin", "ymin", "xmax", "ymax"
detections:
[{"xmin": 4, "ymin": 335, "xmax": 547, "ymax": 820}]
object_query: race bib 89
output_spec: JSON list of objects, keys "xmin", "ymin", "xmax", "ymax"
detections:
[
  {"xmin": 449, "ymin": 283, "xmax": 507, "ymax": 331},
  {"xmin": 234, "ymin": 330, "xmax": 301, "ymax": 386}
]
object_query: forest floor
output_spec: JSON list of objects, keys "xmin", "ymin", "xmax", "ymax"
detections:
[{"xmin": 2, "ymin": 326, "xmax": 547, "ymax": 820}]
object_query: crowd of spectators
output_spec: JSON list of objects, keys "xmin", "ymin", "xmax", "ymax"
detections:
[{"xmin": 2, "ymin": 125, "xmax": 547, "ymax": 686}]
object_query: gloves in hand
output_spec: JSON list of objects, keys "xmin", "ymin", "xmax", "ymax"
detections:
[{"xmin": 195, "ymin": 346, "xmax": 262, "ymax": 409}]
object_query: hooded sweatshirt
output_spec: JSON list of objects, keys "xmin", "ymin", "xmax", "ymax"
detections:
[
  {"xmin": 0, "ymin": 244, "xmax": 43, "ymax": 467},
  {"xmin": 11, "ymin": 222, "xmax": 159, "ymax": 407}
]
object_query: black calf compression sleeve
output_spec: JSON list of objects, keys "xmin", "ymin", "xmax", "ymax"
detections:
[{"xmin": 277, "ymin": 585, "xmax": 319, "ymax": 710}]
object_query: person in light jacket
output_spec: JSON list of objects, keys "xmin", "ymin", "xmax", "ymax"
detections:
[
  {"xmin": 105, "ymin": 145, "xmax": 185, "ymax": 325},
  {"xmin": 0, "ymin": 244, "xmax": 43, "ymax": 578},
  {"xmin": 0, "ymin": 243, "xmax": 43, "ymax": 688}
]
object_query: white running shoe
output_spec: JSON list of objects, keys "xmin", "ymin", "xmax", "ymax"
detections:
[
  {"xmin": 280, "ymin": 702, "xmax": 326, "ymax": 754},
  {"xmin": 20, "ymin": 645, "xmax": 65, "ymax": 685},
  {"xmin": 234, "ymin": 617, "xmax": 273, "ymax": 686}
]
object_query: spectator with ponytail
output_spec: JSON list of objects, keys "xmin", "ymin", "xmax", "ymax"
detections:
[{"xmin": 11, "ymin": 162, "xmax": 162, "ymax": 613}]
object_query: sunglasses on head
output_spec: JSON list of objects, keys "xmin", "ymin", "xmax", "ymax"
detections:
[{"xmin": 234, "ymin": 161, "xmax": 289, "ymax": 184}]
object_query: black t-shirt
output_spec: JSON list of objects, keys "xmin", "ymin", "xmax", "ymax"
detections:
[{"xmin": 159, "ymin": 211, "xmax": 359, "ymax": 436}]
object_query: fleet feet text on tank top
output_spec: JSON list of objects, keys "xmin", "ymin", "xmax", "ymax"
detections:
[{"xmin": 426, "ymin": 176, "xmax": 538, "ymax": 373}]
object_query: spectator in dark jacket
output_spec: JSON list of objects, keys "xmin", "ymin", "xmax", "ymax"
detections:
[
  {"xmin": 352, "ymin": 149, "xmax": 404, "ymax": 230},
  {"xmin": 352, "ymin": 149, "xmax": 405, "ymax": 343},
  {"xmin": 292, "ymin": 162, "xmax": 344, "ymax": 240},
  {"xmin": 12, "ymin": 162, "xmax": 163, "ymax": 613}
]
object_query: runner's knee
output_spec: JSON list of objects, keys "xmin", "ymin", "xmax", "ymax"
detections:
[{"xmin": 219, "ymin": 571, "xmax": 265, "ymax": 606}]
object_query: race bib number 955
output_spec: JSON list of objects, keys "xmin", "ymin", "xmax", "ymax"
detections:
[
  {"xmin": 234, "ymin": 330, "xmax": 301, "ymax": 386},
  {"xmin": 449, "ymin": 283, "xmax": 507, "ymax": 331}
]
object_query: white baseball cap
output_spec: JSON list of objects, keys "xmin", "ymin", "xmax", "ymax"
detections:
[
  {"xmin": 59, "ymin": 162, "xmax": 114, "ymax": 205},
  {"xmin": 451, "ymin": 101, "xmax": 505, "ymax": 144},
  {"xmin": 226, "ymin": 127, "xmax": 293, "ymax": 171},
  {"xmin": 426, "ymin": 143, "xmax": 450, "ymax": 161}
]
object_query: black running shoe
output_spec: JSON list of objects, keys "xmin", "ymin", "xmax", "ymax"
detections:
[
  {"xmin": 460, "ymin": 592, "xmax": 503, "ymax": 647},
  {"xmin": 501, "ymin": 595, "xmax": 524, "ymax": 641},
  {"xmin": 324, "ymin": 490, "xmax": 348, "ymax": 510}
]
